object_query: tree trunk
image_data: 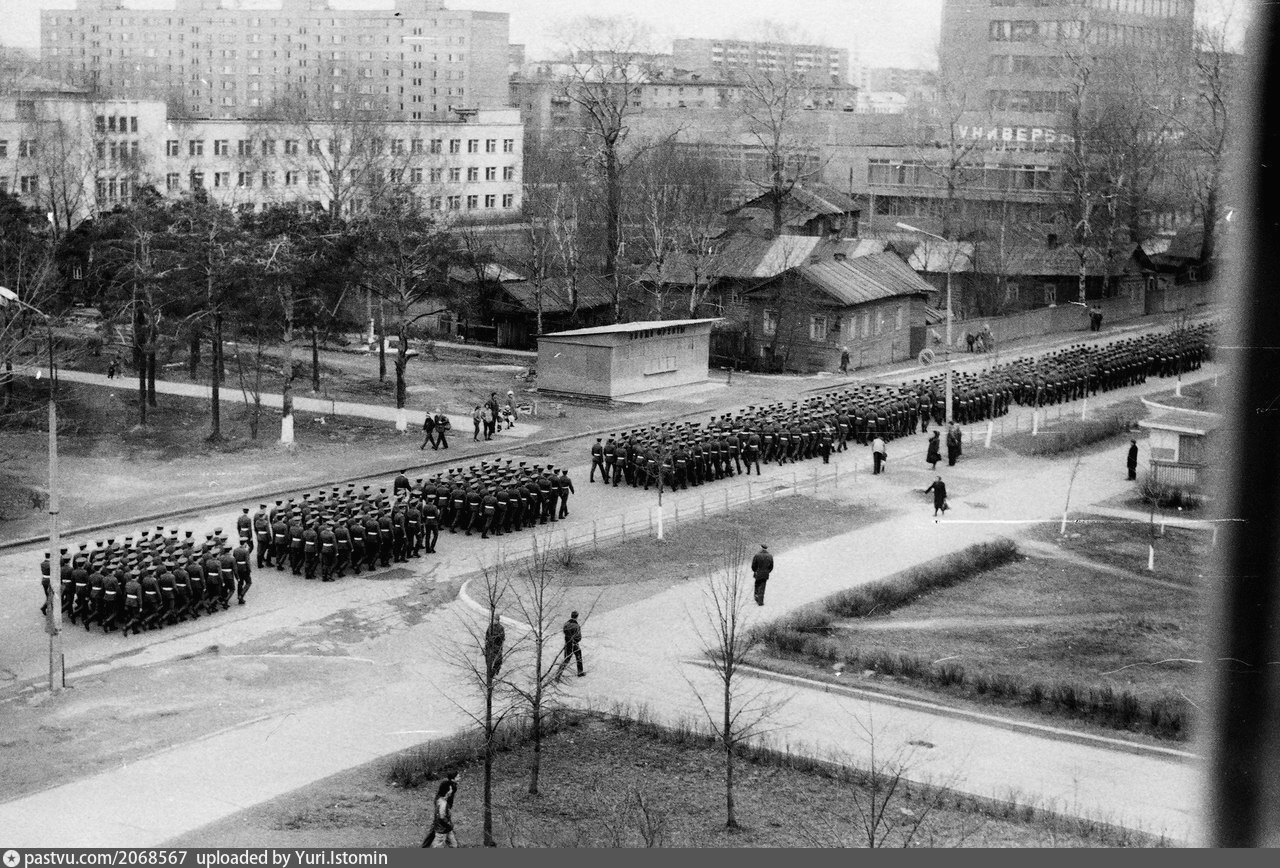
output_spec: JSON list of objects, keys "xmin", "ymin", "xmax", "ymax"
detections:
[
  {"xmin": 146, "ymin": 351, "xmax": 157, "ymax": 407},
  {"xmin": 310, "ymin": 325, "xmax": 320, "ymax": 393},
  {"xmin": 377, "ymin": 304, "xmax": 386, "ymax": 382},
  {"xmin": 395, "ymin": 323, "xmax": 408, "ymax": 410},
  {"xmin": 188, "ymin": 330, "xmax": 200, "ymax": 380},
  {"xmin": 483, "ymin": 689, "xmax": 496, "ymax": 847},
  {"xmin": 1200, "ymin": 180, "xmax": 1219, "ymax": 267},
  {"xmin": 209, "ymin": 314, "xmax": 222, "ymax": 441},
  {"xmin": 529, "ymin": 703, "xmax": 542, "ymax": 796},
  {"xmin": 135, "ymin": 341, "xmax": 147, "ymax": 427},
  {"xmin": 281, "ymin": 294, "xmax": 294, "ymax": 422},
  {"xmin": 3, "ymin": 360, "xmax": 13, "ymax": 411},
  {"xmin": 605, "ymin": 147, "xmax": 621, "ymax": 277},
  {"xmin": 724, "ymin": 680, "xmax": 737, "ymax": 829}
]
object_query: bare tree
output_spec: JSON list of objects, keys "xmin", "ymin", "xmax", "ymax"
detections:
[
  {"xmin": 556, "ymin": 16, "xmax": 656, "ymax": 300},
  {"xmin": 738, "ymin": 70, "xmax": 824, "ymax": 236},
  {"xmin": 688, "ymin": 536, "xmax": 786, "ymax": 829},
  {"xmin": 505, "ymin": 540, "xmax": 569, "ymax": 795},
  {"xmin": 445, "ymin": 563, "xmax": 520, "ymax": 847}
]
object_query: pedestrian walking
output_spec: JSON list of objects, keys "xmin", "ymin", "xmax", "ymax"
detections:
[
  {"xmin": 485, "ymin": 391, "xmax": 500, "ymax": 440},
  {"xmin": 751, "ymin": 543, "xmax": 774, "ymax": 606},
  {"xmin": 872, "ymin": 435, "xmax": 887, "ymax": 475},
  {"xmin": 1127, "ymin": 439, "xmax": 1139, "ymax": 481},
  {"xmin": 433, "ymin": 409, "xmax": 450, "ymax": 449},
  {"xmin": 555, "ymin": 611, "xmax": 585, "ymax": 679},
  {"xmin": 421, "ymin": 773, "xmax": 460, "ymax": 848},
  {"xmin": 839, "ymin": 347, "xmax": 850, "ymax": 374},
  {"xmin": 926, "ymin": 430, "xmax": 941, "ymax": 470},
  {"xmin": 421, "ymin": 413, "xmax": 437, "ymax": 450},
  {"xmin": 106, "ymin": 356, "xmax": 118, "ymax": 379},
  {"xmin": 472, "ymin": 405, "xmax": 483, "ymax": 441},
  {"xmin": 505, "ymin": 390, "xmax": 518, "ymax": 428},
  {"xmin": 924, "ymin": 476, "xmax": 949, "ymax": 517},
  {"xmin": 966, "ymin": 332, "xmax": 976, "ymax": 353}
]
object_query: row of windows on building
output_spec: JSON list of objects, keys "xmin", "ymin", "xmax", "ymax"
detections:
[
  {"xmin": 47, "ymin": 14, "xmax": 469, "ymax": 31},
  {"xmin": 988, "ymin": 19, "xmax": 1172, "ymax": 45},
  {"xmin": 868, "ymin": 194, "xmax": 1062, "ymax": 225},
  {"xmin": 762, "ymin": 306, "xmax": 909, "ymax": 342},
  {"xmin": 989, "ymin": 0, "xmax": 1187, "ymax": 15},
  {"xmin": 161, "ymin": 170, "xmax": 514, "ymax": 209},
  {"xmin": 163, "ymin": 165, "xmax": 514, "ymax": 186},
  {"xmin": 986, "ymin": 89, "xmax": 1068, "ymax": 112},
  {"xmin": 165, "ymin": 137, "xmax": 516, "ymax": 158},
  {"xmin": 868, "ymin": 158, "xmax": 1056, "ymax": 191},
  {"xmin": 0, "ymin": 140, "xmax": 40, "ymax": 159}
]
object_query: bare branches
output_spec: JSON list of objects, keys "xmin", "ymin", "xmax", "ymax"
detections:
[{"xmin": 687, "ymin": 535, "xmax": 788, "ymax": 829}]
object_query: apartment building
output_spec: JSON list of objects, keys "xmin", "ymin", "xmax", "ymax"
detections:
[
  {"xmin": 672, "ymin": 38, "xmax": 849, "ymax": 85},
  {"xmin": 39, "ymin": 0, "xmax": 510, "ymax": 121},
  {"xmin": 1, "ymin": 82, "xmax": 522, "ymax": 223}
]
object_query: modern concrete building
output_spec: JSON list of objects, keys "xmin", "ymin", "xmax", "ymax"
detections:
[
  {"xmin": 39, "ymin": 0, "xmax": 511, "ymax": 120},
  {"xmin": 1, "ymin": 81, "xmax": 522, "ymax": 222},
  {"xmin": 672, "ymin": 38, "xmax": 849, "ymax": 86},
  {"xmin": 536, "ymin": 319, "xmax": 720, "ymax": 401}
]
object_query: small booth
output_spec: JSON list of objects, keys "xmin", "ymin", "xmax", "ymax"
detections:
[
  {"xmin": 1138, "ymin": 408, "xmax": 1222, "ymax": 488},
  {"xmin": 536, "ymin": 318, "xmax": 721, "ymax": 400}
]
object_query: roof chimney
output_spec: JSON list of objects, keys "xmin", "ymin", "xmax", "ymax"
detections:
[{"xmin": 833, "ymin": 252, "xmax": 847, "ymax": 262}]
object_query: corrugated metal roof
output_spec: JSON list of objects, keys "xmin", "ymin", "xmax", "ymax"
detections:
[
  {"xmin": 1138, "ymin": 409, "xmax": 1223, "ymax": 436},
  {"xmin": 642, "ymin": 235, "xmax": 886, "ymax": 285},
  {"xmin": 448, "ymin": 263, "xmax": 525, "ymax": 284},
  {"xmin": 543, "ymin": 318, "xmax": 722, "ymax": 338},
  {"xmin": 745, "ymin": 252, "xmax": 934, "ymax": 307}
]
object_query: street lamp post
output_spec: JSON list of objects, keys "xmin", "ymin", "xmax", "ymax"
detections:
[
  {"xmin": 0, "ymin": 286, "xmax": 62, "ymax": 693},
  {"xmin": 896, "ymin": 223, "xmax": 954, "ymax": 425}
]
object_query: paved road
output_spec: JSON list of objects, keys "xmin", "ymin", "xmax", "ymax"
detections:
[
  {"xmin": 0, "ymin": 366, "xmax": 1220, "ymax": 846},
  {"xmin": 12, "ymin": 365, "xmax": 540, "ymax": 435}
]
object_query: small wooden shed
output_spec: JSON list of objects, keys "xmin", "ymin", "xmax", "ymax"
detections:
[
  {"xmin": 536, "ymin": 318, "xmax": 721, "ymax": 400},
  {"xmin": 1138, "ymin": 408, "xmax": 1223, "ymax": 488}
]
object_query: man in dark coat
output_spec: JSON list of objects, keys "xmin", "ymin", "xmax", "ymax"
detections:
[
  {"xmin": 751, "ymin": 544, "xmax": 774, "ymax": 606},
  {"xmin": 484, "ymin": 616, "xmax": 506, "ymax": 679},
  {"xmin": 924, "ymin": 476, "xmax": 949, "ymax": 517},
  {"xmin": 946, "ymin": 425, "xmax": 961, "ymax": 466},
  {"xmin": 1127, "ymin": 439, "xmax": 1139, "ymax": 480},
  {"xmin": 555, "ymin": 611, "xmax": 585, "ymax": 679}
]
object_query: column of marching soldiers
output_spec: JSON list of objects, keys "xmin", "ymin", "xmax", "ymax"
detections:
[
  {"xmin": 585, "ymin": 323, "xmax": 1216, "ymax": 491},
  {"xmin": 38, "ymin": 323, "xmax": 1214, "ymax": 636},
  {"xmin": 39, "ymin": 460, "xmax": 580, "ymax": 636}
]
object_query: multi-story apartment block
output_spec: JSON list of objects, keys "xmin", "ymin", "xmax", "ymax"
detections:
[
  {"xmin": 940, "ymin": 0, "xmax": 1194, "ymax": 129},
  {"xmin": 39, "ymin": 0, "xmax": 510, "ymax": 121},
  {"xmin": 672, "ymin": 38, "xmax": 849, "ymax": 86},
  {"xmin": 1, "ymin": 81, "xmax": 522, "ymax": 223}
]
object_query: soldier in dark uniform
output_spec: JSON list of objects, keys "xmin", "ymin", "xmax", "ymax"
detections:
[
  {"xmin": 405, "ymin": 501, "xmax": 423, "ymax": 556},
  {"xmin": 590, "ymin": 438, "xmax": 606, "ymax": 483},
  {"xmin": 180, "ymin": 558, "xmax": 201, "ymax": 622},
  {"xmin": 236, "ymin": 507, "xmax": 254, "ymax": 558},
  {"xmin": 394, "ymin": 469, "xmax": 412, "ymax": 497},
  {"xmin": 288, "ymin": 515, "xmax": 306, "ymax": 576},
  {"xmin": 84, "ymin": 564, "xmax": 106, "ymax": 630},
  {"xmin": 557, "ymin": 468, "xmax": 574, "ymax": 518},
  {"xmin": 157, "ymin": 562, "xmax": 177, "ymax": 625},
  {"xmin": 121, "ymin": 570, "xmax": 144, "ymax": 636},
  {"xmin": 217, "ymin": 545, "xmax": 236, "ymax": 608},
  {"xmin": 376, "ymin": 509, "xmax": 394, "ymax": 567},
  {"xmin": 604, "ymin": 436, "xmax": 620, "ymax": 486},
  {"xmin": 302, "ymin": 520, "xmax": 320, "ymax": 579},
  {"xmin": 351, "ymin": 512, "xmax": 371, "ymax": 576},
  {"xmin": 422, "ymin": 497, "xmax": 441, "ymax": 554},
  {"xmin": 538, "ymin": 471, "xmax": 556, "ymax": 524},
  {"xmin": 140, "ymin": 569, "xmax": 163, "ymax": 631},
  {"xmin": 317, "ymin": 521, "xmax": 337, "ymax": 582},
  {"xmin": 480, "ymin": 488, "xmax": 498, "ymax": 539},
  {"xmin": 254, "ymin": 505, "xmax": 273, "ymax": 568},
  {"xmin": 554, "ymin": 611, "xmax": 585, "ymax": 679},
  {"xmin": 233, "ymin": 538, "xmax": 253, "ymax": 601},
  {"xmin": 68, "ymin": 556, "xmax": 89, "ymax": 625},
  {"xmin": 390, "ymin": 502, "xmax": 408, "ymax": 562}
]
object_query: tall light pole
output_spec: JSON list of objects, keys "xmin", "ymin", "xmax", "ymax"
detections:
[
  {"xmin": 0, "ymin": 285, "xmax": 62, "ymax": 693},
  {"xmin": 896, "ymin": 223, "xmax": 954, "ymax": 425}
]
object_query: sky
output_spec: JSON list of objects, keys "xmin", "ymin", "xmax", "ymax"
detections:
[{"xmin": 0, "ymin": 0, "xmax": 950, "ymax": 69}]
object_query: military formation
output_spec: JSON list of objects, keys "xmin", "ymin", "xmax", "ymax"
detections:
[
  {"xmin": 907, "ymin": 323, "xmax": 1216, "ymax": 424},
  {"xmin": 39, "ymin": 525, "xmax": 252, "ymax": 636},
  {"xmin": 37, "ymin": 323, "xmax": 1214, "ymax": 633},
  {"xmin": 587, "ymin": 323, "xmax": 1217, "ymax": 492}
]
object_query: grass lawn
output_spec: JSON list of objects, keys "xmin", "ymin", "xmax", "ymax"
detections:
[
  {"xmin": 753, "ymin": 519, "xmax": 1210, "ymax": 741},
  {"xmin": 177, "ymin": 713, "xmax": 1161, "ymax": 848}
]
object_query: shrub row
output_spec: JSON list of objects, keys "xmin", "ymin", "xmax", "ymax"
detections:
[{"xmin": 1025, "ymin": 414, "xmax": 1135, "ymax": 457}]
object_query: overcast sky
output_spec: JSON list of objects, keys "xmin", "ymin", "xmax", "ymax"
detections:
[{"xmin": 0, "ymin": 0, "xmax": 1248, "ymax": 68}]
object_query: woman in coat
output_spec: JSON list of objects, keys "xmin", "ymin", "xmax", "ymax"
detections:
[
  {"xmin": 422, "ymin": 773, "xmax": 460, "ymax": 848},
  {"xmin": 926, "ymin": 431, "xmax": 941, "ymax": 470}
]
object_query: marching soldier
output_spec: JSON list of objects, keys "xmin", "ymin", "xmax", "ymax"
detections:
[
  {"xmin": 254, "ymin": 504, "xmax": 273, "ymax": 568},
  {"xmin": 288, "ymin": 514, "xmax": 306, "ymax": 576},
  {"xmin": 236, "ymin": 507, "xmax": 254, "ymax": 557},
  {"xmin": 302, "ymin": 520, "xmax": 320, "ymax": 580},
  {"xmin": 318, "ymin": 521, "xmax": 337, "ymax": 582},
  {"xmin": 590, "ymin": 438, "xmax": 606, "ymax": 483},
  {"xmin": 557, "ymin": 468, "xmax": 574, "ymax": 519},
  {"xmin": 233, "ymin": 538, "xmax": 253, "ymax": 601}
]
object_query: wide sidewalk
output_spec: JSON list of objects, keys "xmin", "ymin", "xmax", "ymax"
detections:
[
  {"xmin": 11, "ymin": 365, "xmax": 535, "ymax": 434},
  {"xmin": 0, "ymin": 372, "xmax": 1216, "ymax": 846}
]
